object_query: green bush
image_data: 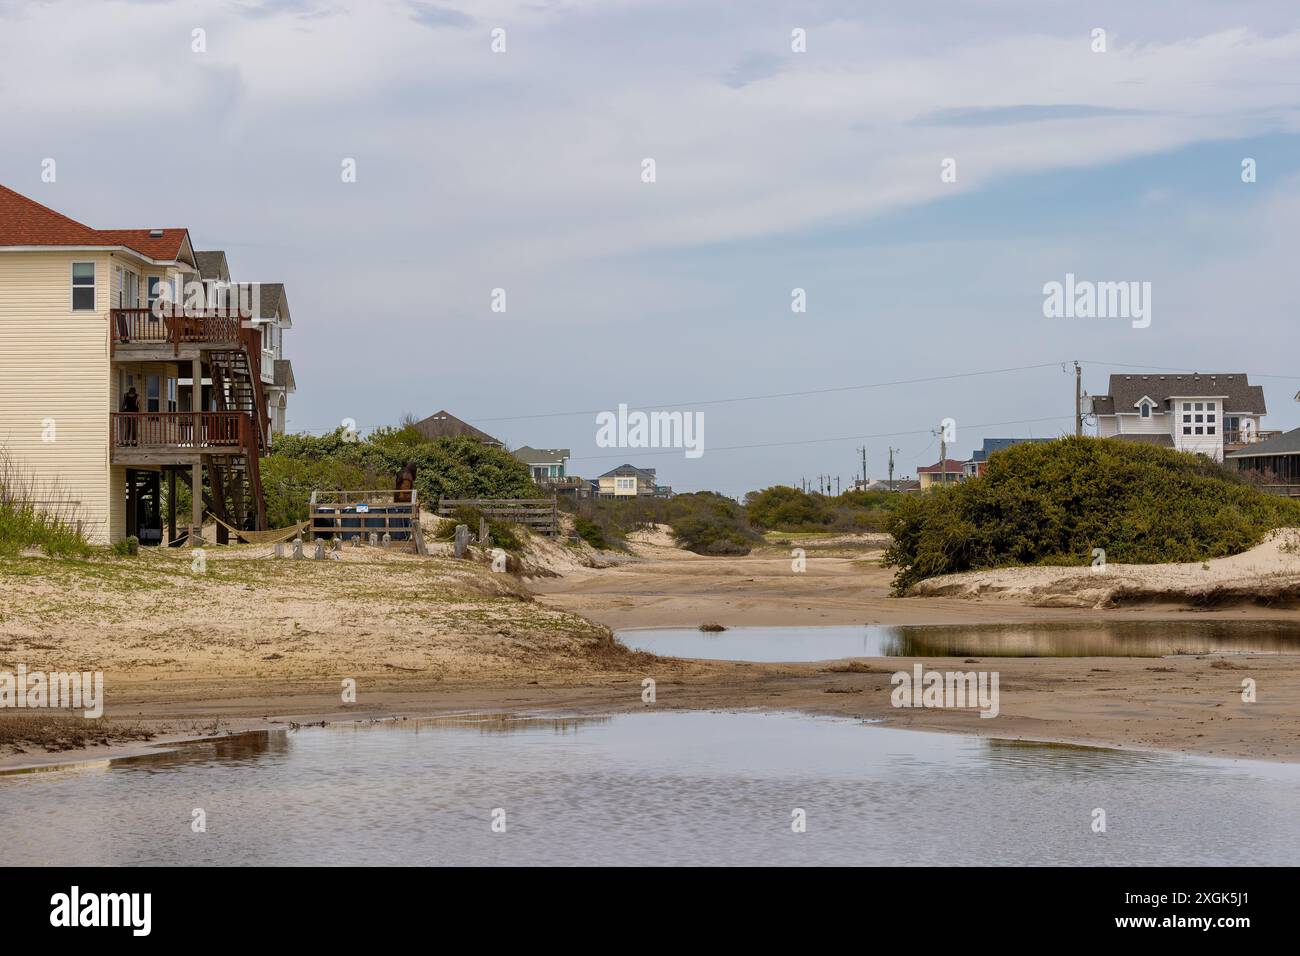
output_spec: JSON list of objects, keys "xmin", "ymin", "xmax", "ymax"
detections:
[
  {"xmin": 744, "ymin": 485, "xmax": 902, "ymax": 533},
  {"xmin": 572, "ymin": 515, "xmax": 610, "ymax": 550},
  {"xmin": 261, "ymin": 429, "xmax": 539, "ymax": 526},
  {"xmin": 562, "ymin": 491, "xmax": 761, "ymax": 555},
  {"xmin": 0, "ymin": 451, "xmax": 91, "ymax": 557},
  {"xmin": 882, "ymin": 436, "xmax": 1300, "ymax": 593},
  {"xmin": 434, "ymin": 506, "xmax": 524, "ymax": 552}
]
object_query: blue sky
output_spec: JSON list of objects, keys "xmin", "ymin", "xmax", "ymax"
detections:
[{"xmin": 3, "ymin": 0, "xmax": 1299, "ymax": 495}]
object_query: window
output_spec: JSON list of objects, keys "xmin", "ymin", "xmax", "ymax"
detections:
[
  {"xmin": 1140, "ymin": 401, "xmax": 1151, "ymax": 419},
  {"xmin": 1195, "ymin": 402, "xmax": 1203, "ymax": 411},
  {"xmin": 1183, "ymin": 426, "xmax": 1192, "ymax": 435},
  {"xmin": 72, "ymin": 262, "xmax": 95, "ymax": 310},
  {"xmin": 1207, "ymin": 402, "xmax": 1216, "ymax": 411},
  {"xmin": 1208, "ymin": 426, "xmax": 1216, "ymax": 435},
  {"xmin": 1195, "ymin": 426, "xmax": 1204, "ymax": 435},
  {"xmin": 1183, "ymin": 403, "xmax": 1191, "ymax": 411},
  {"xmin": 166, "ymin": 378, "xmax": 177, "ymax": 412},
  {"xmin": 146, "ymin": 375, "xmax": 161, "ymax": 413},
  {"xmin": 148, "ymin": 277, "xmax": 163, "ymax": 315}
]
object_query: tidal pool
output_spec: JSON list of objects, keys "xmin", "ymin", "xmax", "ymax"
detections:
[
  {"xmin": 616, "ymin": 620, "xmax": 1300, "ymax": 662},
  {"xmin": 2, "ymin": 711, "xmax": 1297, "ymax": 866}
]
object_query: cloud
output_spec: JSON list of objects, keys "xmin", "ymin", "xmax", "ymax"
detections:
[
  {"xmin": 718, "ymin": 51, "xmax": 785, "ymax": 88},
  {"xmin": 407, "ymin": 2, "xmax": 475, "ymax": 29},
  {"xmin": 918, "ymin": 104, "xmax": 1155, "ymax": 126}
]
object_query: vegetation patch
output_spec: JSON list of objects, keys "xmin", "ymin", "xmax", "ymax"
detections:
[
  {"xmin": 0, "ymin": 715, "xmax": 155, "ymax": 754},
  {"xmin": 260, "ymin": 426, "xmax": 539, "ymax": 529},
  {"xmin": 883, "ymin": 437, "xmax": 1300, "ymax": 594},
  {"xmin": 0, "ymin": 451, "xmax": 92, "ymax": 558},
  {"xmin": 745, "ymin": 485, "xmax": 902, "ymax": 534}
]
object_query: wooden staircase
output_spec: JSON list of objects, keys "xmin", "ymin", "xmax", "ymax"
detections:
[{"xmin": 204, "ymin": 320, "xmax": 270, "ymax": 533}]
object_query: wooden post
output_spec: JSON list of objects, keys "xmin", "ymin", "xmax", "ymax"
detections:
[
  {"xmin": 454, "ymin": 524, "xmax": 469, "ymax": 558},
  {"xmin": 190, "ymin": 461, "xmax": 203, "ymax": 544},
  {"xmin": 190, "ymin": 355, "xmax": 204, "ymax": 543},
  {"xmin": 478, "ymin": 516, "xmax": 489, "ymax": 545},
  {"xmin": 167, "ymin": 468, "xmax": 176, "ymax": 544}
]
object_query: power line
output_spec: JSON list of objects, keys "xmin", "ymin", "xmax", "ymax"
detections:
[
  {"xmin": 287, "ymin": 357, "xmax": 1300, "ymax": 437},
  {"xmin": 288, "ymin": 360, "xmax": 1070, "ymax": 433},
  {"xmin": 471, "ymin": 362, "xmax": 1069, "ymax": 423},
  {"xmin": 565, "ymin": 415, "xmax": 1072, "ymax": 463}
]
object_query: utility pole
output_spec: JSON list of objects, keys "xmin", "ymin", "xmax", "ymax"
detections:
[
  {"xmin": 1074, "ymin": 360, "xmax": 1083, "ymax": 437},
  {"xmin": 836, "ymin": 476, "xmax": 841, "ymax": 495},
  {"xmin": 857, "ymin": 446, "xmax": 868, "ymax": 490},
  {"xmin": 888, "ymin": 447, "xmax": 896, "ymax": 490},
  {"xmin": 938, "ymin": 423, "xmax": 947, "ymax": 485}
]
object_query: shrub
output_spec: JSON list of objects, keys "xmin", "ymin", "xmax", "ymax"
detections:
[
  {"xmin": 0, "ymin": 450, "xmax": 91, "ymax": 557},
  {"xmin": 882, "ymin": 436, "xmax": 1300, "ymax": 593},
  {"xmin": 434, "ymin": 506, "xmax": 524, "ymax": 552},
  {"xmin": 261, "ymin": 428, "xmax": 539, "ymax": 526},
  {"xmin": 572, "ymin": 515, "xmax": 609, "ymax": 550},
  {"xmin": 561, "ymin": 490, "xmax": 762, "ymax": 555},
  {"xmin": 744, "ymin": 485, "xmax": 902, "ymax": 533}
]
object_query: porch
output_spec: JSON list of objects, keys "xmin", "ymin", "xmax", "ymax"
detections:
[{"xmin": 110, "ymin": 411, "xmax": 256, "ymax": 465}]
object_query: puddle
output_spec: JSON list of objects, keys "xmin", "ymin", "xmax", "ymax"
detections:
[
  {"xmin": 617, "ymin": 621, "xmax": 1300, "ymax": 662},
  {"xmin": 2, "ymin": 711, "xmax": 1297, "ymax": 865}
]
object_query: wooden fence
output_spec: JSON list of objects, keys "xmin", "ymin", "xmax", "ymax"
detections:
[
  {"xmin": 309, "ymin": 489, "xmax": 427, "ymax": 554},
  {"xmin": 436, "ymin": 497, "xmax": 558, "ymax": 536}
]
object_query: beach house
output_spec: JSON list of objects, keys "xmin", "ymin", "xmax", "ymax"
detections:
[
  {"xmin": 596, "ymin": 464, "xmax": 658, "ymax": 498},
  {"xmin": 1089, "ymin": 372, "xmax": 1275, "ymax": 462},
  {"xmin": 0, "ymin": 184, "xmax": 293, "ymax": 544},
  {"xmin": 917, "ymin": 458, "xmax": 966, "ymax": 489}
]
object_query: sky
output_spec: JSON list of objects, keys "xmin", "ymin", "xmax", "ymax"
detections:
[{"xmin": 3, "ymin": 0, "xmax": 1299, "ymax": 497}]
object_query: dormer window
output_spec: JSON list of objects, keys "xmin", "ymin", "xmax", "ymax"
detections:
[{"xmin": 1139, "ymin": 400, "xmax": 1152, "ymax": 419}]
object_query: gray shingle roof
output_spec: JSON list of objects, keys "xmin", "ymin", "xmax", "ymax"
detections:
[
  {"xmin": 1112, "ymin": 433, "xmax": 1175, "ymax": 448},
  {"xmin": 599, "ymin": 464, "xmax": 656, "ymax": 480},
  {"xmin": 1226, "ymin": 426, "xmax": 1300, "ymax": 459},
  {"xmin": 1092, "ymin": 373, "xmax": 1265, "ymax": 416},
  {"xmin": 513, "ymin": 446, "xmax": 570, "ymax": 464},
  {"xmin": 272, "ymin": 359, "xmax": 295, "ymax": 391},
  {"xmin": 194, "ymin": 250, "xmax": 229, "ymax": 281},
  {"xmin": 413, "ymin": 410, "xmax": 503, "ymax": 446}
]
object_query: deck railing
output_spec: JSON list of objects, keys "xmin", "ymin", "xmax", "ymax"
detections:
[
  {"xmin": 110, "ymin": 308, "xmax": 246, "ymax": 354},
  {"xmin": 110, "ymin": 411, "xmax": 250, "ymax": 449},
  {"xmin": 1224, "ymin": 429, "xmax": 1282, "ymax": 446}
]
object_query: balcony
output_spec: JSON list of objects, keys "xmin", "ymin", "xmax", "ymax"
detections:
[
  {"xmin": 110, "ymin": 411, "xmax": 255, "ymax": 465},
  {"xmin": 1224, "ymin": 428, "xmax": 1282, "ymax": 450},
  {"xmin": 110, "ymin": 308, "xmax": 247, "ymax": 359}
]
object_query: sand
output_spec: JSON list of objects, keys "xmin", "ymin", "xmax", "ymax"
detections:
[{"xmin": 3, "ymin": 528, "xmax": 1299, "ymax": 769}]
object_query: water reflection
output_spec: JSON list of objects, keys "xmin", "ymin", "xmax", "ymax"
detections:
[
  {"xmin": 109, "ymin": 730, "xmax": 290, "ymax": 774},
  {"xmin": 617, "ymin": 620, "xmax": 1300, "ymax": 662},
  {"xmin": 1, "ymin": 711, "xmax": 1297, "ymax": 866}
]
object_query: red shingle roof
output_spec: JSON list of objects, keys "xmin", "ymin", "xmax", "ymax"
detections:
[
  {"xmin": 918, "ymin": 458, "xmax": 967, "ymax": 473},
  {"xmin": 0, "ymin": 184, "xmax": 189, "ymax": 261}
]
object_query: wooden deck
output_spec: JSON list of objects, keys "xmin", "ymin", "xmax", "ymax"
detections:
[{"xmin": 110, "ymin": 412, "xmax": 255, "ymax": 465}]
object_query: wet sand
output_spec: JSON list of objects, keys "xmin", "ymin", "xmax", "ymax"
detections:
[{"xmin": 3, "ymin": 536, "xmax": 1300, "ymax": 769}]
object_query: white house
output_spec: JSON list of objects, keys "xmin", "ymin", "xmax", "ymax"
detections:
[{"xmin": 1089, "ymin": 373, "xmax": 1272, "ymax": 462}]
